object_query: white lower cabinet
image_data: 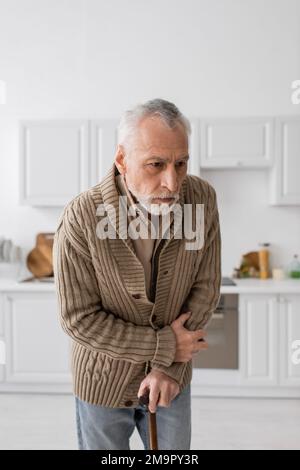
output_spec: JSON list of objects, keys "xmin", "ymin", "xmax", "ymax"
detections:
[
  {"xmin": 0, "ymin": 289, "xmax": 299, "ymax": 396},
  {"xmin": 279, "ymin": 294, "xmax": 300, "ymax": 386},
  {"xmin": 0, "ymin": 292, "xmax": 71, "ymax": 392},
  {"xmin": 239, "ymin": 293, "xmax": 300, "ymax": 393},
  {"xmin": 0, "ymin": 294, "xmax": 4, "ymax": 383},
  {"xmin": 240, "ymin": 295, "xmax": 278, "ymax": 386}
]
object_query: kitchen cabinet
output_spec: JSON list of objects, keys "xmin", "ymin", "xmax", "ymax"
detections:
[
  {"xmin": 0, "ymin": 291, "xmax": 71, "ymax": 392},
  {"xmin": 90, "ymin": 119, "xmax": 119, "ymax": 186},
  {"xmin": 239, "ymin": 293, "xmax": 300, "ymax": 389},
  {"xmin": 193, "ymin": 288, "xmax": 300, "ymax": 398},
  {"xmin": 239, "ymin": 294, "xmax": 278, "ymax": 386},
  {"xmin": 187, "ymin": 119, "xmax": 200, "ymax": 177},
  {"xmin": 269, "ymin": 117, "xmax": 300, "ymax": 205},
  {"xmin": 19, "ymin": 118, "xmax": 201, "ymax": 207},
  {"xmin": 0, "ymin": 344, "xmax": 4, "ymax": 382},
  {"xmin": 19, "ymin": 120, "xmax": 90, "ymax": 206},
  {"xmin": 279, "ymin": 294, "xmax": 300, "ymax": 386},
  {"xmin": 0, "ymin": 293, "xmax": 4, "ymax": 336},
  {"xmin": 0, "ymin": 294, "xmax": 4, "ymax": 382},
  {"xmin": 0, "ymin": 282, "xmax": 299, "ymax": 396},
  {"xmin": 200, "ymin": 117, "xmax": 274, "ymax": 168}
]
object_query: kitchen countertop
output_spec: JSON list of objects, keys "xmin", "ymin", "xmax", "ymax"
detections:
[
  {"xmin": 0, "ymin": 277, "xmax": 300, "ymax": 293},
  {"xmin": 221, "ymin": 278, "xmax": 300, "ymax": 294},
  {"xmin": 0, "ymin": 278, "xmax": 56, "ymax": 292}
]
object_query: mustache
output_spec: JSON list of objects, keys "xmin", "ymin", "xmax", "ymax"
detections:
[{"xmin": 149, "ymin": 194, "xmax": 179, "ymax": 200}]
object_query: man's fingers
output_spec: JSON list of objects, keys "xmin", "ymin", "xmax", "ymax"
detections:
[
  {"xmin": 176, "ymin": 312, "xmax": 192, "ymax": 325},
  {"xmin": 157, "ymin": 391, "xmax": 171, "ymax": 408},
  {"xmin": 193, "ymin": 329, "xmax": 207, "ymax": 340},
  {"xmin": 137, "ymin": 380, "xmax": 149, "ymax": 399},
  {"xmin": 193, "ymin": 339, "xmax": 208, "ymax": 353},
  {"xmin": 149, "ymin": 387, "xmax": 160, "ymax": 413}
]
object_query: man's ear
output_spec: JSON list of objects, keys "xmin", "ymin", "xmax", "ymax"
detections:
[{"xmin": 114, "ymin": 145, "xmax": 127, "ymax": 175}]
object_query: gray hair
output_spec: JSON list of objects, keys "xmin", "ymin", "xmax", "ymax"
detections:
[{"xmin": 117, "ymin": 98, "xmax": 191, "ymax": 150}]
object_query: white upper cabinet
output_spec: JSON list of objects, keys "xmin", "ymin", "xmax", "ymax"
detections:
[
  {"xmin": 19, "ymin": 118, "xmax": 202, "ymax": 207},
  {"xmin": 19, "ymin": 119, "xmax": 120, "ymax": 207},
  {"xmin": 200, "ymin": 117, "xmax": 274, "ymax": 169},
  {"xmin": 90, "ymin": 119, "xmax": 119, "ymax": 186},
  {"xmin": 187, "ymin": 118, "xmax": 200, "ymax": 177},
  {"xmin": 269, "ymin": 117, "xmax": 300, "ymax": 205},
  {"xmin": 20, "ymin": 115, "xmax": 300, "ymax": 207},
  {"xmin": 19, "ymin": 120, "xmax": 89, "ymax": 206}
]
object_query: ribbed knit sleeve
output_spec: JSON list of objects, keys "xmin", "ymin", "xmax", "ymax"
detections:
[
  {"xmin": 150, "ymin": 184, "xmax": 222, "ymax": 384},
  {"xmin": 53, "ymin": 221, "xmax": 176, "ymax": 368}
]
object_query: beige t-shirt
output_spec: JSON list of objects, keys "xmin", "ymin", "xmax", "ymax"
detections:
[{"xmin": 115, "ymin": 174, "xmax": 173, "ymax": 301}]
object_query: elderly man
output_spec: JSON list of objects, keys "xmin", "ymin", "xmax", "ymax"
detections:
[{"xmin": 53, "ymin": 98, "xmax": 221, "ymax": 450}]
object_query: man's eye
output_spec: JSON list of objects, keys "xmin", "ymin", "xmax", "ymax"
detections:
[
  {"xmin": 176, "ymin": 161, "xmax": 187, "ymax": 167},
  {"xmin": 150, "ymin": 162, "xmax": 163, "ymax": 168}
]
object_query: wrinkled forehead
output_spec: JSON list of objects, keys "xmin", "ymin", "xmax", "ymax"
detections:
[{"xmin": 131, "ymin": 116, "xmax": 189, "ymax": 153}]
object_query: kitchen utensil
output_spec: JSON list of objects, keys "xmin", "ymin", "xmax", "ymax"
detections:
[{"xmin": 26, "ymin": 233, "xmax": 54, "ymax": 278}]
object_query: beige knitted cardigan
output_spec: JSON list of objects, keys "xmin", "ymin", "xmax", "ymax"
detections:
[{"xmin": 53, "ymin": 163, "xmax": 221, "ymax": 408}]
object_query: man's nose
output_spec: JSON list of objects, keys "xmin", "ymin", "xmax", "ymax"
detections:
[{"xmin": 161, "ymin": 167, "xmax": 179, "ymax": 193}]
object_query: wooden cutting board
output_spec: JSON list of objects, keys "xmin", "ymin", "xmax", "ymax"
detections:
[{"xmin": 26, "ymin": 233, "xmax": 54, "ymax": 278}]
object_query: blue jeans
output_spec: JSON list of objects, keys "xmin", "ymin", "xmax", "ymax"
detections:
[{"xmin": 75, "ymin": 383, "xmax": 191, "ymax": 450}]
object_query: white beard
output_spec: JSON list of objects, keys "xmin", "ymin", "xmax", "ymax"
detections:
[
  {"xmin": 137, "ymin": 198, "xmax": 177, "ymax": 216},
  {"xmin": 124, "ymin": 175, "xmax": 179, "ymax": 216},
  {"xmin": 124, "ymin": 173, "xmax": 179, "ymax": 216}
]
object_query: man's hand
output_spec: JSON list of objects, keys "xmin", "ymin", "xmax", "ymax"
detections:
[
  {"xmin": 137, "ymin": 370, "xmax": 180, "ymax": 413},
  {"xmin": 171, "ymin": 311, "xmax": 208, "ymax": 363}
]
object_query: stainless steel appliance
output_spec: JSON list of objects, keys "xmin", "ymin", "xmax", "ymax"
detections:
[{"xmin": 192, "ymin": 278, "xmax": 239, "ymax": 369}]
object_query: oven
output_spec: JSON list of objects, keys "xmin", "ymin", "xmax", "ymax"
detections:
[{"xmin": 192, "ymin": 290, "xmax": 239, "ymax": 370}]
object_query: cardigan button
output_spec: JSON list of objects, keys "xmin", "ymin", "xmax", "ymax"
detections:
[
  {"xmin": 125, "ymin": 400, "xmax": 133, "ymax": 407},
  {"xmin": 132, "ymin": 293, "xmax": 141, "ymax": 299},
  {"xmin": 152, "ymin": 314, "xmax": 157, "ymax": 322},
  {"xmin": 163, "ymin": 270, "xmax": 169, "ymax": 275}
]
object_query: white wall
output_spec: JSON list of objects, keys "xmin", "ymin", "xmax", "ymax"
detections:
[
  {"xmin": 202, "ymin": 169, "xmax": 300, "ymax": 275},
  {"xmin": 0, "ymin": 0, "xmax": 300, "ymax": 275}
]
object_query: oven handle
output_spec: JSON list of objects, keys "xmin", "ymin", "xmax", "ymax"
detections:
[
  {"xmin": 211, "ymin": 312, "xmax": 224, "ymax": 320},
  {"xmin": 212, "ymin": 308, "xmax": 238, "ymax": 320}
]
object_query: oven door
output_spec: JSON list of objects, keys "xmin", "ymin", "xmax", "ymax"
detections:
[{"xmin": 192, "ymin": 294, "xmax": 239, "ymax": 369}]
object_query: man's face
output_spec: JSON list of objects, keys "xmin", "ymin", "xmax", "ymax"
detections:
[{"xmin": 115, "ymin": 116, "xmax": 189, "ymax": 214}]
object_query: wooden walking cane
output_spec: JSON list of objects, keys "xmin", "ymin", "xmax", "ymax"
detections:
[{"xmin": 138, "ymin": 390, "xmax": 158, "ymax": 450}]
